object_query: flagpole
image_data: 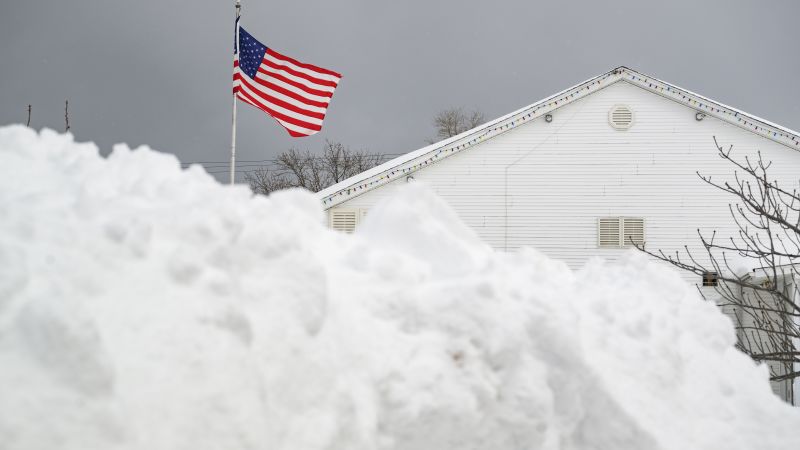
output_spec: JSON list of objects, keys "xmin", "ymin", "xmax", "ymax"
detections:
[{"xmin": 230, "ymin": 0, "xmax": 241, "ymax": 185}]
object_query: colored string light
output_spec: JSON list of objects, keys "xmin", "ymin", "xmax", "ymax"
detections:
[{"xmin": 322, "ymin": 68, "xmax": 798, "ymax": 206}]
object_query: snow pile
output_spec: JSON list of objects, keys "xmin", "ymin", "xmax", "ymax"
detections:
[{"xmin": 0, "ymin": 125, "xmax": 798, "ymax": 450}]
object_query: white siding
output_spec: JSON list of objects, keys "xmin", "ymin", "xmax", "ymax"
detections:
[{"xmin": 331, "ymin": 81, "xmax": 800, "ymax": 288}]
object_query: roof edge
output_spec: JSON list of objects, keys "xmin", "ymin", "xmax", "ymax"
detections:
[
  {"xmin": 318, "ymin": 67, "xmax": 625, "ymax": 207},
  {"xmin": 319, "ymin": 67, "xmax": 800, "ymax": 209},
  {"xmin": 619, "ymin": 70, "xmax": 800, "ymax": 142}
]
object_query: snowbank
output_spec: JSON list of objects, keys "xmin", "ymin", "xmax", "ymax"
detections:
[{"xmin": 0, "ymin": 125, "xmax": 798, "ymax": 450}]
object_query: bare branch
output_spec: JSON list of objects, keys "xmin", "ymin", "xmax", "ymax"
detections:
[
  {"xmin": 246, "ymin": 141, "xmax": 387, "ymax": 195},
  {"xmin": 637, "ymin": 137, "xmax": 800, "ymax": 393}
]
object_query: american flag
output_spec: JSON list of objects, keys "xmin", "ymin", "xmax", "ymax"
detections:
[{"xmin": 233, "ymin": 26, "xmax": 342, "ymax": 137}]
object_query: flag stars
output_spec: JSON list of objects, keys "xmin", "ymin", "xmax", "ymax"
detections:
[{"xmin": 236, "ymin": 26, "xmax": 267, "ymax": 79}]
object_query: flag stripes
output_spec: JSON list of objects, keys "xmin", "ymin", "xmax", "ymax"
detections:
[
  {"xmin": 265, "ymin": 48, "xmax": 341, "ymax": 79},
  {"xmin": 235, "ymin": 61, "xmax": 331, "ymax": 107},
  {"xmin": 233, "ymin": 26, "xmax": 341, "ymax": 137},
  {"xmin": 257, "ymin": 67, "xmax": 333, "ymax": 98},
  {"xmin": 234, "ymin": 68, "xmax": 327, "ymax": 117},
  {"xmin": 242, "ymin": 78, "xmax": 326, "ymax": 119},
  {"xmin": 236, "ymin": 79, "xmax": 322, "ymax": 135}
]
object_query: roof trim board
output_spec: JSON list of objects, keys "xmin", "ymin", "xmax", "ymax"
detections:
[{"xmin": 319, "ymin": 67, "xmax": 800, "ymax": 209}]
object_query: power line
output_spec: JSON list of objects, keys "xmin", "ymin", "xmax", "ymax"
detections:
[
  {"xmin": 182, "ymin": 158, "xmax": 280, "ymax": 165},
  {"xmin": 180, "ymin": 153, "xmax": 404, "ymax": 167},
  {"xmin": 206, "ymin": 168, "xmax": 268, "ymax": 175}
]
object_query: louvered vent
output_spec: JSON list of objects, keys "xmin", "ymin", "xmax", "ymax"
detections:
[
  {"xmin": 329, "ymin": 209, "xmax": 358, "ymax": 233},
  {"xmin": 609, "ymin": 105, "xmax": 634, "ymax": 130},
  {"xmin": 598, "ymin": 217, "xmax": 645, "ymax": 247},
  {"xmin": 598, "ymin": 218, "xmax": 621, "ymax": 247},
  {"xmin": 622, "ymin": 218, "xmax": 644, "ymax": 246}
]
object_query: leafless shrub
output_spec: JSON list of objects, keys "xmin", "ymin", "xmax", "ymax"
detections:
[
  {"xmin": 245, "ymin": 140, "xmax": 387, "ymax": 195},
  {"xmin": 429, "ymin": 107, "xmax": 485, "ymax": 142},
  {"xmin": 635, "ymin": 137, "xmax": 799, "ymax": 401}
]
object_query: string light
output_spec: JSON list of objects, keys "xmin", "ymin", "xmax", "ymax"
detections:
[
  {"xmin": 626, "ymin": 73, "xmax": 798, "ymax": 148},
  {"xmin": 323, "ymin": 68, "xmax": 799, "ymax": 206}
]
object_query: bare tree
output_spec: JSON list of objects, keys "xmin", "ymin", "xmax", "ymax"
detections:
[
  {"xmin": 245, "ymin": 140, "xmax": 387, "ymax": 195},
  {"xmin": 429, "ymin": 107, "xmax": 485, "ymax": 142},
  {"xmin": 244, "ymin": 166, "xmax": 295, "ymax": 194},
  {"xmin": 635, "ymin": 137, "xmax": 799, "ymax": 401},
  {"xmin": 26, "ymin": 105, "xmax": 31, "ymax": 127},
  {"xmin": 321, "ymin": 140, "xmax": 386, "ymax": 184},
  {"xmin": 274, "ymin": 147, "xmax": 327, "ymax": 192}
]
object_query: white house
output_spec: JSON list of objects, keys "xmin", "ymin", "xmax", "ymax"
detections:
[{"xmin": 318, "ymin": 66, "xmax": 800, "ymax": 402}]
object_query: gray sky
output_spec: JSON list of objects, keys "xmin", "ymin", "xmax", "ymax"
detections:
[{"xmin": 2, "ymin": 0, "xmax": 798, "ymax": 182}]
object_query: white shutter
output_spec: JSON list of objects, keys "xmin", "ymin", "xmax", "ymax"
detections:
[
  {"xmin": 598, "ymin": 217, "xmax": 644, "ymax": 247},
  {"xmin": 622, "ymin": 218, "xmax": 645, "ymax": 247},
  {"xmin": 329, "ymin": 208, "xmax": 358, "ymax": 233},
  {"xmin": 329, "ymin": 208, "xmax": 368, "ymax": 233},
  {"xmin": 598, "ymin": 218, "xmax": 621, "ymax": 247}
]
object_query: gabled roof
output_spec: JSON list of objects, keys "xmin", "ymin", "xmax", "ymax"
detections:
[{"xmin": 319, "ymin": 66, "xmax": 800, "ymax": 209}]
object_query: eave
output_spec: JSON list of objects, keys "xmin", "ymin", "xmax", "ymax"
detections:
[{"xmin": 319, "ymin": 67, "xmax": 800, "ymax": 209}]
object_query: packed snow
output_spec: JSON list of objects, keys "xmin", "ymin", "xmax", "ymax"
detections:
[{"xmin": 0, "ymin": 125, "xmax": 798, "ymax": 450}]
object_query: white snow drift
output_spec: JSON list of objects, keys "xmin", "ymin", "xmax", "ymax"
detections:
[{"xmin": 0, "ymin": 125, "xmax": 798, "ymax": 450}]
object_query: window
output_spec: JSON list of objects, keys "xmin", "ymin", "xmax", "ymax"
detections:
[
  {"xmin": 598, "ymin": 217, "xmax": 645, "ymax": 248},
  {"xmin": 329, "ymin": 208, "xmax": 367, "ymax": 233},
  {"xmin": 702, "ymin": 272, "xmax": 719, "ymax": 287}
]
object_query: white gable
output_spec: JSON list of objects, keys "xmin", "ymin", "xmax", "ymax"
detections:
[
  {"xmin": 324, "ymin": 77, "xmax": 800, "ymax": 278},
  {"xmin": 319, "ymin": 67, "xmax": 800, "ymax": 209}
]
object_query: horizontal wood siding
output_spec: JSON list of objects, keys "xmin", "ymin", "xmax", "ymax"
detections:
[{"xmin": 333, "ymin": 81, "xmax": 800, "ymax": 287}]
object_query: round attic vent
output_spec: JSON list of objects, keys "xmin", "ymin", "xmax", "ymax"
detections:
[{"xmin": 609, "ymin": 105, "xmax": 634, "ymax": 130}]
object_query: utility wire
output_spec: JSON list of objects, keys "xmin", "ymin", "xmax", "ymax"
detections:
[{"xmin": 180, "ymin": 153, "xmax": 403, "ymax": 167}]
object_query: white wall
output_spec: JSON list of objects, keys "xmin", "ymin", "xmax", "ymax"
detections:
[{"xmin": 333, "ymin": 80, "xmax": 800, "ymax": 289}]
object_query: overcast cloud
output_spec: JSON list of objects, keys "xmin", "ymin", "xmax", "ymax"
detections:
[{"xmin": 1, "ymin": 0, "xmax": 798, "ymax": 182}]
